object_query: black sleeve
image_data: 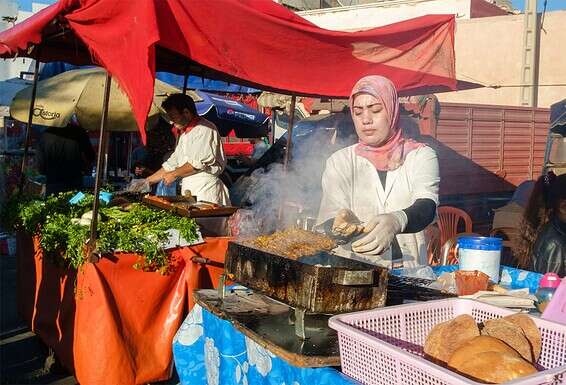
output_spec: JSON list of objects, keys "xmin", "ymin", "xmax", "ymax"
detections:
[{"xmin": 402, "ymin": 198, "xmax": 437, "ymax": 234}]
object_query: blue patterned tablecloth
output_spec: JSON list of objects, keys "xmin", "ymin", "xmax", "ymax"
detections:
[
  {"xmin": 173, "ymin": 266, "xmax": 542, "ymax": 385},
  {"xmin": 173, "ymin": 304, "xmax": 357, "ymax": 385}
]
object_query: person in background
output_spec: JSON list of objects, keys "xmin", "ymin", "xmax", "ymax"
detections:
[
  {"xmin": 130, "ymin": 118, "xmax": 176, "ymax": 179},
  {"xmin": 237, "ymin": 138, "xmax": 270, "ymax": 167},
  {"xmin": 317, "ymin": 75, "xmax": 439, "ymax": 268},
  {"xmin": 516, "ymin": 172, "xmax": 566, "ymax": 276},
  {"xmin": 145, "ymin": 94, "xmax": 230, "ymax": 205},
  {"xmin": 36, "ymin": 122, "xmax": 95, "ymax": 195}
]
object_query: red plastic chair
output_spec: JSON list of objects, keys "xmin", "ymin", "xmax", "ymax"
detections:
[{"xmin": 436, "ymin": 206, "xmax": 474, "ymax": 265}]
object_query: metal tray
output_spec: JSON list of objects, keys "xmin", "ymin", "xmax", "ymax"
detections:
[{"xmin": 224, "ymin": 241, "xmax": 389, "ymax": 314}]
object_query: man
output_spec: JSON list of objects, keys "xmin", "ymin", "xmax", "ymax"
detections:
[
  {"xmin": 146, "ymin": 94, "xmax": 230, "ymax": 205},
  {"xmin": 36, "ymin": 122, "xmax": 95, "ymax": 195}
]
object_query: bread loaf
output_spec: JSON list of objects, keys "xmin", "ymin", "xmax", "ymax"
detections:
[
  {"xmin": 451, "ymin": 351, "xmax": 537, "ymax": 383},
  {"xmin": 503, "ymin": 314, "xmax": 542, "ymax": 362},
  {"xmin": 424, "ymin": 314, "xmax": 480, "ymax": 364},
  {"xmin": 448, "ymin": 335, "xmax": 520, "ymax": 369},
  {"xmin": 481, "ymin": 318, "xmax": 533, "ymax": 362}
]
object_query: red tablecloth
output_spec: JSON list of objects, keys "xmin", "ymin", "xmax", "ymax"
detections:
[{"xmin": 16, "ymin": 232, "xmax": 230, "ymax": 385}]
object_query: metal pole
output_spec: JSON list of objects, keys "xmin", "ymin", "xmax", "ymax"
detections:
[
  {"xmin": 18, "ymin": 56, "xmax": 41, "ymax": 193},
  {"xmin": 278, "ymin": 95, "xmax": 297, "ymax": 224},
  {"xmin": 86, "ymin": 71, "xmax": 112, "ymax": 262},
  {"xmin": 182, "ymin": 73, "xmax": 189, "ymax": 94},
  {"xmin": 519, "ymin": 0, "xmax": 539, "ymax": 107},
  {"xmin": 283, "ymin": 95, "xmax": 297, "ymax": 171}
]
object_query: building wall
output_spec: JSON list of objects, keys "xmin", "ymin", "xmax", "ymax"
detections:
[
  {"xmin": 435, "ymin": 11, "xmax": 566, "ymax": 108},
  {"xmin": 299, "ymin": 0, "xmax": 474, "ymax": 31},
  {"xmin": 0, "ymin": 0, "xmax": 55, "ymax": 81},
  {"xmin": 300, "ymin": 5, "xmax": 565, "ymax": 108}
]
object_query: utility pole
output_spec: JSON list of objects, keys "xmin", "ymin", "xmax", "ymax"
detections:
[{"xmin": 519, "ymin": 0, "xmax": 539, "ymax": 107}]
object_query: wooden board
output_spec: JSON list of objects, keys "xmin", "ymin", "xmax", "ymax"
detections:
[
  {"xmin": 142, "ymin": 195, "xmax": 238, "ymax": 218},
  {"xmin": 194, "ymin": 289, "xmax": 341, "ymax": 368}
]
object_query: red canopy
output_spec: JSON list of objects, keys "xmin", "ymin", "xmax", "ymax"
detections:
[{"xmin": 0, "ymin": 0, "xmax": 463, "ymax": 142}]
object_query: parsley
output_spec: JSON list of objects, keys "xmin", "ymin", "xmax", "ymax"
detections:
[{"xmin": 8, "ymin": 193, "xmax": 199, "ymax": 272}]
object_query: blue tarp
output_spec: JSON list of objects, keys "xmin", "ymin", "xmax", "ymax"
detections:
[
  {"xmin": 38, "ymin": 62, "xmax": 268, "ymax": 137},
  {"xmin": 157, "ymin": 72, "xmax": 260, "ymax": 94},
  {"xmin": 38, "ymin": 62, "xmax": 260, "ymax": 93}
]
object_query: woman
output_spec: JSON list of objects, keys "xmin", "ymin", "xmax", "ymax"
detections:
[
  {"xmin": 146, "ymin": 94, "xmax": 230, "ymax": 205},
  {"xmin": 317, "ymin": 75, "xmax": 439, "ymax": 268},
  {"xmin": 516, "ymin": 172, "xmax": 566, "ymax": 276}
]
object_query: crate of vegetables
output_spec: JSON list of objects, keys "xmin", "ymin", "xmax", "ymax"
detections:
[{"xmin": 329, "ymin": 298, "xmax": 566, "ymax": 385}]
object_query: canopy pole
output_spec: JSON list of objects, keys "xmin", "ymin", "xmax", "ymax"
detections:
[
  {"xmin": 86, "ymin": 71, "xmax": 112, "ymax": 263},
  {"xmin": 283, "ymin": 95, "xmax": 297, "ymax": 171},
  {"xmin": 277, "ymin": 95, "xmax": 297, "ymax": 224},
  {"xmin": 182, "ymin": 73, "xmax": 189, "ymax": 94},
  {"xmin": 18, "ymin": 55, "xmax": 41, "ymax": 194}
]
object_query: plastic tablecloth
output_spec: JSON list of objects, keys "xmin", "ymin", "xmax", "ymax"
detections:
[
  {"xmin": 429, "ymin": 265, "xmax": 543, "ymax": 293},
  {"xmin": 172, "ymin": 304, "xmax": 357, "ymax": 385}
]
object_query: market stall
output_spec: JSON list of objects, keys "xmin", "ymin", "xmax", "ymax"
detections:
[
  {"xmin": 172, "ymin": 265, "xmax": 553, "ymax": 385},
  {"xmin": 0, "ymin": 2, "xmax": 478, "ymax": 385}
]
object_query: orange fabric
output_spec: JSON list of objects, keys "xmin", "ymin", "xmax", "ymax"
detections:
[
  {"xmin": 437, "ymin": 206, "xmax": 473, "ymax": 246},
  {"xmin": 16, "ymin": 232, "xmax": 231, "ymax": 385}
]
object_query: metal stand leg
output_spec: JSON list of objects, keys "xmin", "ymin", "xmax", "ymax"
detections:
[
  {"xmin": 294, "ymin": 308, "xmax": 306, "ymax": 340},
  {"xmin": 217, "ymin": 274, "xmax": 226, "ymax": 301}
]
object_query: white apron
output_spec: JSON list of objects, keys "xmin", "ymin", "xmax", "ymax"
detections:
[
  {"xmin": 317, "ymin": 145, "xmax": 439, "ymax": 268},
  {"xmin": 162, "ymin": 118, "xmax": 230, "ymax": 206}
]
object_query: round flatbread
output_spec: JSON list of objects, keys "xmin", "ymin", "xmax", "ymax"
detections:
[
  {"xmin": 504, "ymin": 314, "xmax": 542, "ymax": 362},
  {"xmin": 481, "ymin": 318, "xmax": 533, "ymax": 362},
  {"xmin": 424, "ymin": 314, "xmax": 480, "ymax": 364}
]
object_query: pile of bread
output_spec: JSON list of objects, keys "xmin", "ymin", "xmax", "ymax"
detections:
[{"xmin": 424, "ymin": 313, "xmax": 541, "ymax": 383}]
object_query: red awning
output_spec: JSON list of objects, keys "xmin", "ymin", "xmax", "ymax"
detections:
[{"xmin": 0, "ymin": 0, "xmax": 467, "ymax": 142}]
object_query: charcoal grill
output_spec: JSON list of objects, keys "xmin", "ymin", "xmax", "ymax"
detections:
[{"xmin": 221, "ymin": 240, "xmax": 389, "ymax": 339}]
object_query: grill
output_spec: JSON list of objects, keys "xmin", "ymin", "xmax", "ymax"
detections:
[{"xmin": 223, "ymin": 240, "xmax": 389, "ymax": 339}]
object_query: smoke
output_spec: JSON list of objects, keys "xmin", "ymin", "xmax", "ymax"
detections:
[{"xmin": 230, "ymin": 112, "xmax": 357, "ymax": 237}]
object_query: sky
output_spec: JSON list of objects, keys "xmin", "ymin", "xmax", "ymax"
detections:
[
  {"xmin": 11, "ymin": 0, "xmax": 566, "ymax": 14},
  {"xmin": 511, "ymin": 0, "xmax": 566, "ymax": 12}
]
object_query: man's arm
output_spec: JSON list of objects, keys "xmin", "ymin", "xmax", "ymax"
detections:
[
  {"xmin": 162, "ymin": 162, "xmax": 199, "ymax": 185},
  {"xmin": 146, "ymin": 167, "xmax": 167, "ymax": 184}
]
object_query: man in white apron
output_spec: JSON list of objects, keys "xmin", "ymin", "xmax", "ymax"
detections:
[
  {"xmin": 146, "ymin": 93, "xmax": 230, "ymax": 206},
  {"xmin": 317, "ymin": 76, "xmax": 439, "ymax": 268}
]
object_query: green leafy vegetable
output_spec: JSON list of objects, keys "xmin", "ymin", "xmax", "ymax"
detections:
[{"xmin": 9, "ymin": 193, "xmax": 199, "ymax": 272}]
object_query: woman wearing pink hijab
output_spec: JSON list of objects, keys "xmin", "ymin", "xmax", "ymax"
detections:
[{"xmin": 317, "ymin": 75, "xmax": 439, "ymax": 268}]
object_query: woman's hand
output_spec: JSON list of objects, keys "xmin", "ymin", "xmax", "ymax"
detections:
[
  {"xmin": 351, "ymin": 211, "xmax": 407, "ymax": 255},
  {"xmin": 332, "ymin": 209, "xmax": 364, "ymax": 237}
]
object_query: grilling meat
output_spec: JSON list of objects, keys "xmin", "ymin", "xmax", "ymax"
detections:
[{"xmin": 247, "ymin": 228, "xmax": 337, "ymax": 259}]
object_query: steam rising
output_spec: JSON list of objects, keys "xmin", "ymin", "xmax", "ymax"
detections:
[{"xmin": 230, "ymin": 112, "xmax": 357, "ymax": 237}]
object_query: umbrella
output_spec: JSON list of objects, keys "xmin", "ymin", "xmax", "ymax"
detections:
[
  {"xmin": 9, "ymin": 68, "xmax": 201, "ymax": 131},
  {"xmin": 196, "ymin": 91, "xmax": 269, "ymax": 137}
]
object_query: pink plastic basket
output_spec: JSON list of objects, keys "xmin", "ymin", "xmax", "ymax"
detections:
[{"xmin": 329, "ymin": 298, "xmax": 566, "ymax": 385}]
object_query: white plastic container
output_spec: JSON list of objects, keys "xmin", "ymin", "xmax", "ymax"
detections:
[{"xmin": 457, "ymin": 236, "xmax": 502, "ymax": 283}]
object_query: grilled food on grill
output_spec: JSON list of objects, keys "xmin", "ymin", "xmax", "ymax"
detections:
[{"xmin": 247, "ymin": 228, "xmax": 337, "ymax": 259}]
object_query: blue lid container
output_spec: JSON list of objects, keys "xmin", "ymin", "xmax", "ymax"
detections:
[{"xmin": 457, "ymin": 236, "xmax": 502, "ymax": 251}]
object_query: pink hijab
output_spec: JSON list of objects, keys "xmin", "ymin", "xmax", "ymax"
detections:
[{"xmin": 351, "ymin": 75, "xmax": 425, "ymax": 171}]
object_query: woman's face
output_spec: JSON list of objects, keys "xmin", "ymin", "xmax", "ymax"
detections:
[{"xmin": 352, "ymin": 93, "xmax": 392, "ymax": 146}]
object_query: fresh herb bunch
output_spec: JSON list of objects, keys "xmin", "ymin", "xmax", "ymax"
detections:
[{"xmin": 10, "ymin": 193, "xmax": 199, "ymax": 271}]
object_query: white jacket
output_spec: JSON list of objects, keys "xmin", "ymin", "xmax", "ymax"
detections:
[
  {"xmin": 162, "ymin": 118, "xmax": 230, "ymax": 205},
  {"xmin": 317, "ymin": 145, "xmax": 439, "ymax": 268}
]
